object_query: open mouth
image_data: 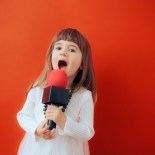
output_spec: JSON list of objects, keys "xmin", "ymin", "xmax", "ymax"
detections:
[{"xmin": 58, "ymin": 60, "xmax": 67, "ymax": 69}]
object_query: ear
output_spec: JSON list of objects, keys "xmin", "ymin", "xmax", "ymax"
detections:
[
  {"xmin": 79, "ymin": 61, "xmax": 83, "ymax": 70},
  {"xmin": 80, "ymin": 65, "xmax": 83, "ymax": 70}
]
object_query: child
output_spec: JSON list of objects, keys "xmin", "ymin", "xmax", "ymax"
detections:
[{"xmin": 17, "ymin": 28, "xmax": 97, "ymax": 155}]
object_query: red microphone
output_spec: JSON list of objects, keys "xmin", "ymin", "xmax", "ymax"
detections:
[
  {"xmin": 42, "ymin": 69, "xmax": 70, "ymax": 130},
  {"xmin": 47, "ymin": 69, "xmax": 68, "ymax": 88}
]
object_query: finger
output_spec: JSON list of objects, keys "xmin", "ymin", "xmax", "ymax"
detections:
[
  {"xmin": 44, "ymin": 130, "xmax": 50, "ymax": 134},
  {"xmin": 50, "ymin": 129, "xmax": 56, "ymax": 136},
  {"xmin": 45, "ymin": 113, "xmax": 54, "ymax": 120},
  {"xmin": 44, "ymin": 132, "xmax": 50, "ymax": 137},
  {"xmin": 46, "ymin": 109, "xmax": 55, "ymax": 114},
  {"xmin": 41, "ymin": 125, "xmax": 49, "ymax": 133},
  {"xmin": 43, "ymin": 134, "xmax": 56, "ymax": 140},
  {"xmin": 46, "ymin": 107, "xmax": 56, "ymax": 114},
  {"xmin": 39, "ymin": 120, "xmax": 47, "ymax": 128},
  {"xmin": 47, "ymin": 105, "xmax": 58, "ymax": 111},
  {"xmin": 47, "ymin": 135, "xmax": 56, "ymax": 140},
  {"xmin": 47, "ymin": 105, "xmax": 54, "ymax": 110}
]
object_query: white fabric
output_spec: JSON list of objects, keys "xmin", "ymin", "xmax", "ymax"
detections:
[{"xmin": 17, "ymin": 87, "xmax": 94, "ymax": 155}]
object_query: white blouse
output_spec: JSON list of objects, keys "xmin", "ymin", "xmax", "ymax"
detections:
[{"xmin": 17, "ymin": 86, "xmax": 95, "ymax": 155}]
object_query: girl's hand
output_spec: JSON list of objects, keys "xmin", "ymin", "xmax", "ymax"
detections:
[
  {"xmin": 35, "ymin": 120, "xmax": 56, "ymax": 140},
  {"xmin": 46, "ymin": 105, "xmax": 67, "ymax": 129}
]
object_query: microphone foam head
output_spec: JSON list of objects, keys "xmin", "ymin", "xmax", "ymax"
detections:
[{"xmin": 47, "ymin": 69, "xmax": 68, "ymax": 88}]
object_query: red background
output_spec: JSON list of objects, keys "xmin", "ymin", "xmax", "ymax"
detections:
[{"xmin": 0, "ymin": 0, "xmax": 155, "ymax": 154}]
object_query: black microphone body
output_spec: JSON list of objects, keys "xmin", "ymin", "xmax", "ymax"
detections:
[{"xmin": 42, "ymin": 86, "xmax": 69, "ymax": 130}]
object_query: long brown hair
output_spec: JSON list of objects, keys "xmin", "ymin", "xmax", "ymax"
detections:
[{"xmin": 28, "ymin": 28, "xmax": 97, "ymax": 103}]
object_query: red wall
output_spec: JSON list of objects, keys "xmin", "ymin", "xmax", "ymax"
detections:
[{"xmin": 0, "ymin": 0, "xmax": 155, "ymax": 154}]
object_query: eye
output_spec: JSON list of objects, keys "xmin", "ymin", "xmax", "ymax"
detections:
[
  {"xmin": 69, "ymin": 48, "xmax": 76, "ymax": 53},
  {"xmin": 55, "ymin": 46, "xmax": 62, "ymax": 50}
]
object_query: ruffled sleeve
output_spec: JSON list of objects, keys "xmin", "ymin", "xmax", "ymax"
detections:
[
  {"xmin": 58, "ymin": 90, "xmax": 95, "ymax": 142},
  {"xmin": 17, "ymin": 87, "xmax": 40, "ymax": 141}
]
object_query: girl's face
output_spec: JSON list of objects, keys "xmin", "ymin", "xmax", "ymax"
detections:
[{"xmin": 52, "ymin": 40, "xmax": 82, "ymax": 87}]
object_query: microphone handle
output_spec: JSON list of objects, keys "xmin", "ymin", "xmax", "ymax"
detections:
[
  {"xmin": 43, "ymin": 104, "xmax": 56, "ymax": 130},
  {"xmin": 47, "ymin": 106, "xmax": 66, "ymax": 130},
  {"xmin": 48, "ymin": 120, "xmax": 56, "ymax": 130}
]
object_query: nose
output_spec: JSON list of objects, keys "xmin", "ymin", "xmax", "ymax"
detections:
[{"xmin": 60, "ymin": 49, "xmax": 68, "ymax": 56}]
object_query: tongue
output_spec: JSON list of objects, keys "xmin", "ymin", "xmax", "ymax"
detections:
[
  {"xmin": 59, "ymin": 65, "xmax": 67, "ymax": 70},
  {"xmin": 58, "ymin": 60, "xmax": 67, "ymax": 70}
]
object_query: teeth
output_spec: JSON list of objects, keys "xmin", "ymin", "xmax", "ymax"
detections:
[{"xmin": 58, "ymin": 60, "xmax": 67, "ymax": 69}]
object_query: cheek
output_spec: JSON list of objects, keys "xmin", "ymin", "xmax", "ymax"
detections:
[
  {"xmin": 51, "ymin": 53, "xmax": 57, "ymax": 67},
  {"xmin": 71, "ymin": 55, "xmax": 82, "ymax": 69},
  {"xmin": 77, "ymin": 54, "xmax": 82, "ymax": 67}
]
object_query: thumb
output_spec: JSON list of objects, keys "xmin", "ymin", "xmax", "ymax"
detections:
[{"xmin": 40, "ymin": 120, "xmax": 47, "ymax": 128}]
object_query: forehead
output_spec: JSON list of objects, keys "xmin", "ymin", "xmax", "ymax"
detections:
[{"xmin": 54, "ymin": 40, "xmax": 79, "ymax": 48}]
